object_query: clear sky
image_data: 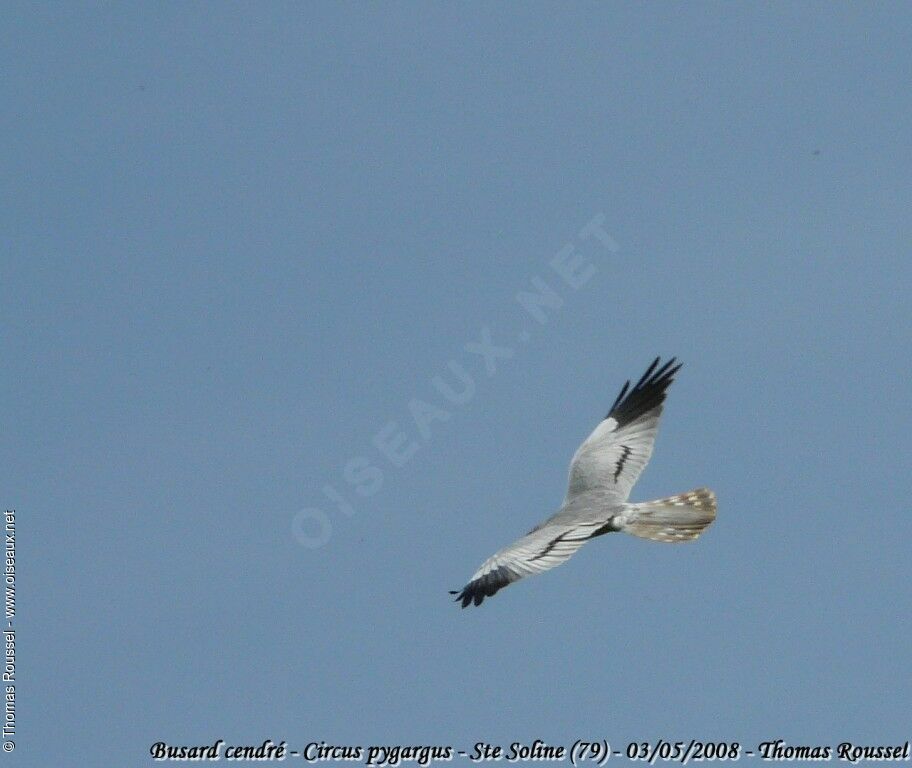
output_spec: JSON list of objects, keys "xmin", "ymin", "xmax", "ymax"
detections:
[{"xmin": 3, "ymin": 3, "xmax": 912, "ymax": 766}]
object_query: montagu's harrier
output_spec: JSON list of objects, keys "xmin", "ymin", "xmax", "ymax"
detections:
[{"xmin": 451, "ymin": 357, "xmax": 716, "ymax": 608}]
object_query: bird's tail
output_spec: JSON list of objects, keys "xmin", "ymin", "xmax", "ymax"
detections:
[{"xmin": 618, "ymin": 488, "xmax": 716, "ymax": 543}]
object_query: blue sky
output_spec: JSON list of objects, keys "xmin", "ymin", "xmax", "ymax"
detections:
[{"xmin": 3, "ymin": 3, "xmax": 911, "ymax": 766}]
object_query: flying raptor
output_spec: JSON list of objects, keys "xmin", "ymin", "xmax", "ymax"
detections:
[{"xmin": 451, "ymin": 357, "xmax": 716, "ymax": 608}]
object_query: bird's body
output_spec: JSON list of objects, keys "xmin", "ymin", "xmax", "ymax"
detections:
[
  {"xmin": 451, "ymin": 357, "xmax": 716, "ymax": 608},
  {"xmin": 537, "ymin": 487, "xmax": 624, "ymax": 530}
]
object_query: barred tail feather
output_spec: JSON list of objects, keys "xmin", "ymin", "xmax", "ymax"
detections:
[{"xmin": 619, "ymin": 488, "xmax": 716, "ymax": 543}]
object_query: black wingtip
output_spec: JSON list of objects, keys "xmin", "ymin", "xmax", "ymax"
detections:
[
  {"xmin": 607, "ymin": 380, "xmax": 630, "ymax": 415},
  {"xmin": 450, "ymin": 588, "xmax": 475, "ymax": 607},
  {"xmin": 451, "ymin": 586, "xmax": 483, "ymax": 608},
  {"xmin": 636, "ymin": 357, "xmax": 661, "ymax": 388},
  {"xmin": 606, "ymin": 356, "xmax": 683, "ymax": 427},
  {"xmin": 451, "ymin": 567, "xmax": 514, "ymax": 608}
]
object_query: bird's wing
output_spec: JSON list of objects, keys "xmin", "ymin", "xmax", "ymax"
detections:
[
  {"xmin": 450, "ymin": 521, "xmax": 605, "ymax": 607},
  {"xmin": 565, "ymin": 357, "xmax": 682, "ymax": 503}
]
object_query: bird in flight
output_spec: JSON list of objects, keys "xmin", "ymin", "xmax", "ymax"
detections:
[{"xmin": 451, "ymin": 357, "xmax": 716, "ymax": 608}]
